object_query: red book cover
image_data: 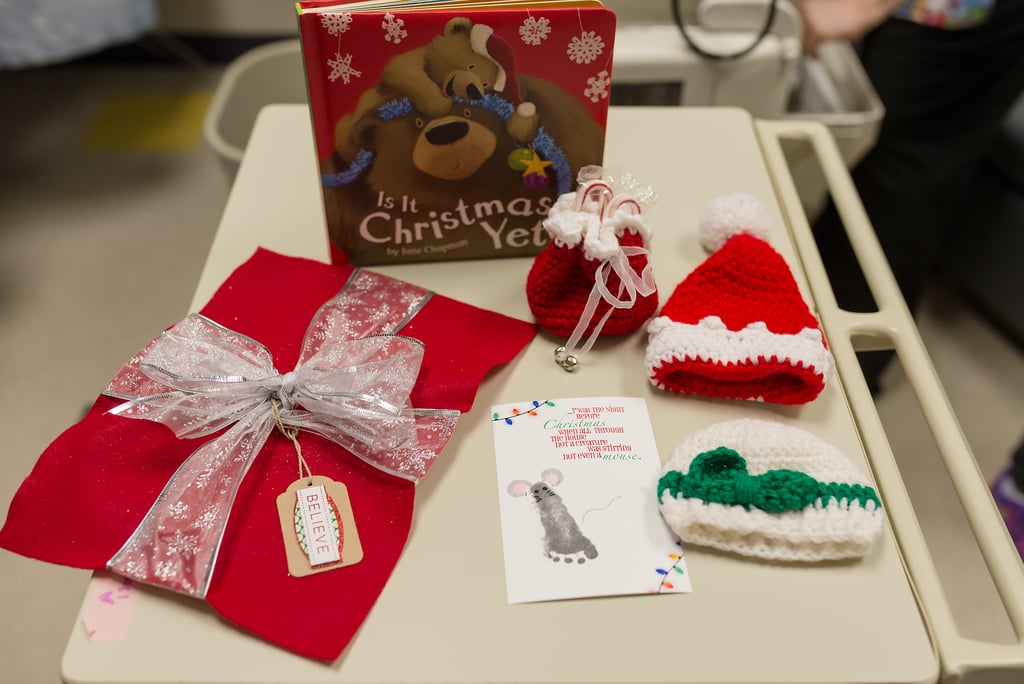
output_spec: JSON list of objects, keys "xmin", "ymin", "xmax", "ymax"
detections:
[{"xmin": 296, "ymin": 0, "xmax": 616, "ymax": 265}]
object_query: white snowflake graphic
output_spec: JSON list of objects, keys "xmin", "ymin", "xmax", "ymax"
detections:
[
  {"xmin": 327, "ymin": 52, "xmax": 362, "ymax": 84},
  {"xmin": 167, "ymin": 501, "xmax": 189, "ymax": 520},
  {"xmin": 519, "ymin": 16, "xmax": 551, "ymax": 45},
  {"xmin": 382, "ymin": 12, "xmax": 408, "ymax": 44},
  {"xmin": 584, "ymin": 69, "xmax": 611, "ymax": 102},
  {"xmin": 193, "ymin": 468, "xmax": 212, "ymax": 489},
  {"xmin": 567, "ymin": 31, "xmax": 605, "ymax": 65},
  {"xmin": 320, "ymin": 12, "xmax": 352, "ymax": 36},
  {"xmin": 154, "ymin": 559, "xmax": 178, "ymax": 581},
  {"xmin": 197, "ymin": 506, "xmax": 220, "ymax": 529},
  {"xmin": 165, "ymin": 530, "xmax": 200, "ymax": 558}
]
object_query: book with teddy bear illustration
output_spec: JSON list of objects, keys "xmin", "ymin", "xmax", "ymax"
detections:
[{"xmin": 295, "ymin": 0, "xmax": 616, "ymax": 265}]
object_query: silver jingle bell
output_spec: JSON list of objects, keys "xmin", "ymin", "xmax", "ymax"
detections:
[{"xmin": 554, "ymin": 346, "xmax": 580, "ymax": 372}]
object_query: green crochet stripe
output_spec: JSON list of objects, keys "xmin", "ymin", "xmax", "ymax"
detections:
[{"xmin": 658, "ymin": 447, "xmax": 881, "ymax": 513}]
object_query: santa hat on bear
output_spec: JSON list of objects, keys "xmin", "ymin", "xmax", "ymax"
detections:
[
  {"xmin": 644, "ymin": 192, "xmax": 834, "ymax": 405},
  {"xmin": 470, "ymin": 23, "xmax": 523, "ymax": 105}
]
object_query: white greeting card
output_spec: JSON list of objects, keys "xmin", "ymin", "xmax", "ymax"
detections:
[{"xmin": 491, "ymin": 396, "xmax": 692, "ymax": 604}]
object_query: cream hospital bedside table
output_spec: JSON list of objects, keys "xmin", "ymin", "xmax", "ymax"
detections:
[{"xmin": 61, "ymin": 105, "xmax": 1024, "ymax": 684}]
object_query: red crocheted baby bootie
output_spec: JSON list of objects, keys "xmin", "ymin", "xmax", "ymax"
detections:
[{"xmin": 526, "ymin": 180, "xmax": 658, "ymax": 369}]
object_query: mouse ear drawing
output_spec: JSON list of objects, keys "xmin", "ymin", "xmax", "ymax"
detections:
[
  {"xmin": 507, "ymin": 479, "xmax": 532, "ymax": 497},
  {"xmin": 540, "ymin": 467, "xmax": 563, "ymax": 486}
]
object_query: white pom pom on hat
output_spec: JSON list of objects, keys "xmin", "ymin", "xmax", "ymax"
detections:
[{"xmin": 699, "ymin": 192, "xmax": 773, "ymax": 253}]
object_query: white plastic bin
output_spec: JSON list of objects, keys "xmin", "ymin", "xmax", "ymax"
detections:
[
  {"xmin": 785, "ymin": 40, "xmax": 884, "ymax": 167},
  {"xmin": 781, "ymin": 40, "xmax": 885, "ymax": 217},
  {"xmin": 203, "ymin": 39, "xmax": 306, "ymax": 179}
]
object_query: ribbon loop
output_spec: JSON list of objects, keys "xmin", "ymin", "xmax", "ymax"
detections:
[{"xmin": 685, "ymin": 448, "xmax": 820, "ymax": 512}]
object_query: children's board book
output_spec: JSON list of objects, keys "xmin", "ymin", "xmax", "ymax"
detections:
[{"xmin": 295, "ymin": 0, "xmax": 616, "ymax": 265}]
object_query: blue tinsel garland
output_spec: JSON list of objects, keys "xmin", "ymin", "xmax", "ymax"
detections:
[{"xmin": 322, "ymin": 92, "xmax": 571, "ymax": 195}]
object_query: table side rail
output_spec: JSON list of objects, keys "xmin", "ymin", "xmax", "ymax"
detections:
[{"xmin": 755, "ymin": 118, "xmax": 1024, "ymax": 684}]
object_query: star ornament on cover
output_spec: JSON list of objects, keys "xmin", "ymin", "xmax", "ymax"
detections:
[{"xmin": 102, "ymin": 278, "xmax": 459, "ymax": 598}]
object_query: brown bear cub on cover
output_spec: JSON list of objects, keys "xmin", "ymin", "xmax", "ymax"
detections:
[{"xmin": 321, "ymin": 17, "xmax": 605, "ymax": 264}]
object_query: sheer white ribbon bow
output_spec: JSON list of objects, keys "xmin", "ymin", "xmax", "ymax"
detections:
[{"xmin": 101, "ymin": 270, "xmax": 458, "ymax": 597}]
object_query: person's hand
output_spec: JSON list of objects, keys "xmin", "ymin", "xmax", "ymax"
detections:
[{"xmin": 798, "ymin": 0, "xmax": 905, "ymax": 55}]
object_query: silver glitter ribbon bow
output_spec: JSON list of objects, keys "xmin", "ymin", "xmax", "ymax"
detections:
[{"xmin": 101, "ymin": 270, "xmax": 459, "ymax": 597}]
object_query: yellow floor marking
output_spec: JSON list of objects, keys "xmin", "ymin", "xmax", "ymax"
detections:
[{"xmin": 82, "ymin": 91, "xmax": 213, "ymax": 151}]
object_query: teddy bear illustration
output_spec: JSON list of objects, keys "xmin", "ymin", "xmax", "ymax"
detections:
[
  {"xmin": 319, "ymin": 17, "xmax": 605, "ymax": 264},
  {"xmin": 326, "ymin": 17, "xmax": 603, "ymax": 186},
  {"xmin": 381, "ymin": 18, "xmax": 505, "ymax": 117},
  {"xmin": 335, "ymin": 17, "xmax": 542, "ymax": 152}
]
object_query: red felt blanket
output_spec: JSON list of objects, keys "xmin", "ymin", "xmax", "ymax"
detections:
[{"xmin": 0, "ymin": 248, "xmax": 536, "ymax": 660}]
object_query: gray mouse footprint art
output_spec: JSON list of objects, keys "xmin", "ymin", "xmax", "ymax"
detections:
[{"xmin": 507, "ymin": 467, "xmax": 598, "ymax": 564}]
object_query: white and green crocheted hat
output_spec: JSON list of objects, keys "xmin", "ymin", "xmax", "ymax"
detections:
[{"xmin": 657, "ymin": 418, "xmax": 884, "ymax": 562}]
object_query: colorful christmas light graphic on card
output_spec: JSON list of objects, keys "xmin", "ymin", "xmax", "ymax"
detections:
[{"xmin": 491, "ymin": 396, "xmax": 692, "ymax": 603}]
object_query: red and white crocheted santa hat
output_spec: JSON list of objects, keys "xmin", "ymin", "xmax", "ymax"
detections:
[
  {"xmin": 470, "ymin": 23, "xmax": 522, "ymax": 105},
  {"xmin": 645, "ymin": 192, "xmax": 834, "ymax": 405}
]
